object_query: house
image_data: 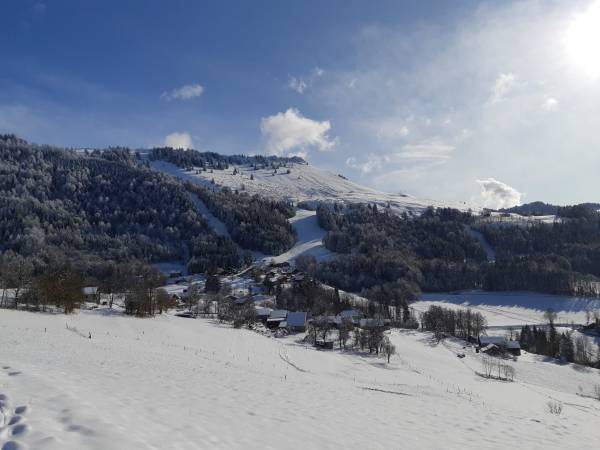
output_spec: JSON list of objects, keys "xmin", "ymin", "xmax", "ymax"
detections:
[
  {"xmin": 479, "ymin": 336, "xmax": 521, "ymax": 356},
  {"xmin": 255, "ymin": 307, "xmax": 273, "ymax": 323},
  {"xmin": 480, "ymin": 344, "xmax": 503, "ymax": 356},
  {"xmin": 82, "ymin": 286, "xmax": 99, "ymax": 303},
  {"xmin": 286, "ymin": 311, "xmax": 310, "ymax": 332},
  {"xmin": 479, "ymin": 336, "xmax": 507, "ymax": 347},
  {"xmin": 506, "ymin": 340, "xmax": 521, "ymax": 356},
  {"xmin": 338, "ymin": 309, "xmax": 364, "ymax": 326},
  {"xmin": 359, "ymin": 317, "xmax": 390, "ymax": 329},
  {"xmin": 266, "ymin": 310, "xmax": 288, "ymax": 329}
]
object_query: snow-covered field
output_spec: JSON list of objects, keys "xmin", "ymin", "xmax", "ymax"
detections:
[
  {"xmin": 148, "ymin": 159, "xmax": 467, "ymax": 215},
  {"xmin": 266, "ymin": 209, "xmax": 333, "ymax": 264},
  {"xmin": 414, "ymin": 291, "xmax": 600, "ymax": 327},
  {"xmin": 1, "ymin": 309, "xmax": 599, "ymax": 450}
]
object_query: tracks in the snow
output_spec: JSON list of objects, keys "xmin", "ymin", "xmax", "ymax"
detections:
[{"xmin": 0, "ymin": 376, "xmax": 31, "ymax": 450}]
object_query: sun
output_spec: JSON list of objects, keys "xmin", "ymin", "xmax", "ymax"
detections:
[{"xmin": 564, "ymin": 1, "xmax": 600, "ymax": 78}]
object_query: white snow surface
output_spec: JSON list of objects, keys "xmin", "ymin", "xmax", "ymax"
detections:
[
  {"xmin": 149, "ymin": 160, "xmax": 468, "ymax": 214},
  {"xmin": 1, "ymin": 309, "xmax": 600, "ymax": 449},
  {"xmin": 266, "ymin": 209, "xmax": 333, "ymax": 264},
  {"xmin": 414, "ymin": 291, "xmax": 600, "ymax": 327}
]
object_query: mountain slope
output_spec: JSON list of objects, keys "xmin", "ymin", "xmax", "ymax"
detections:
[{"xmin": 147, "ymin": 157, "xmax": 468, "ymax": 215}]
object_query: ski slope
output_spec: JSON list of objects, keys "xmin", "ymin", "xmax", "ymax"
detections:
[
  {"xmin": 1, "ymin": 309, "xmax": 599, "ymax": 450},
  {"xmin": 148, "ymin": 160, "xmax": 468, "ymax": 215},
  {"xmin": 266, "ymin": 209, "xmax": 333, "ymax": 264}
]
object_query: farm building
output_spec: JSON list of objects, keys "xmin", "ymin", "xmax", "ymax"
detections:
[
  {"xmin": 479, "ymin": 336, "xmax": 521, "ymax": 356},
  {"xmin": 266, "ymin": 310, "xmax": 288, "ymax": 329},
  {"xmin": 338, "ymin": 309, "xmax": 364, "ymax": 326},
  {"xmin": 286, "ymin": 312, "xmax": 310, "ymax": 332},
  {"xmin": 82, "ymin": 286, "xmax": 100, "ymax": 303}
]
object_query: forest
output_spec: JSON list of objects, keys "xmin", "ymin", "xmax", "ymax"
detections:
[
  {"xmin": 0, "ymin": 135, "xmax": 242, "ymax": 278},
  {"xmin": 315, "ymin": 203, "xmax": 600, "ymax": 298},
  {"xmin": 149, "ymin": 146, "xmax": 304, "ymax": 171},
  {"xmin": 185, "ymin": 182, "xmax": 297, "ymax": 255}
]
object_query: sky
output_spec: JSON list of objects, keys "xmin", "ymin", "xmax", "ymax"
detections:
[{"xmin": 1, "ymin": 0, "xmax": 599, "ymax": 208}]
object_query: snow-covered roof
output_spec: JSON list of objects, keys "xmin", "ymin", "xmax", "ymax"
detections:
[
  {"xmin": 252, "ymin": 294, "xmax": 275, "ymax": 305},
  {"xmin": 340, "ymin": 309, "xmax": 363, "ymax": 319},
  {"xmin": 269, "ymin": 310, "xmax": 288, "ymax": 319},
  {"xmin": 255, "ymin": 307, "xmax": 273, "ymax": 316},
  {"xmin": 287, "ymin": 312, "xmax": 308, "ymax": 327},
  {"xmin": 479, "ymin": 336, "xmax": 506, "ymax": 346},
  {"xmin": 82, "ymin": 287, "xmax": 99, "ymax": 295}
]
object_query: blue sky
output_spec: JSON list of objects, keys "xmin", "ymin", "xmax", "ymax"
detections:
[{"xmin": 1, "ymin": 0, "xmax": 599, "ymax": 207}]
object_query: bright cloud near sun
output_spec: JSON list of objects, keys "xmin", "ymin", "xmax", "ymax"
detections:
[
  {"xmin": 476, "ymin": 178, "xmax": 522, "ymax": 209},
  {"xmin": 260, "ymin": 108, "xmax": 336, "ymax": 156},
  {"xmin": 542, "ymin": 97, "xmax": 559, "ymax": 111},
  {"xmin": 164, "ymin": 132, "xmax": 193, "ymax": 149},
  {"xmin": 488, "ymin": 72, "xmax": 517, "ymax": 104},
  {"xmin": 564, "ymin": 0, "xmax": 600, "ymax": 78}
]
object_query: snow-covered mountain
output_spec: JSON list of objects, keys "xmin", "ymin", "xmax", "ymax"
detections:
[{"xmin": 149, "ymin": 159, "xmax": 471, "ymax": 215}]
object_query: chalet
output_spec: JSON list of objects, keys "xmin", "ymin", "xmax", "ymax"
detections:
[
  {"xmin": 506, "ymin": 340, "xmax": 521, "ymax": 356},
  {"xmin": 251, "ymin": 294, "xmax": 275, "ymax": 306},
  {"xmin": 82, "ymin": 286, "xmax": 99, "ymax": 303},
  {"xmin": 479, "ymin": 336, "xmax": 506, "ymax": 347},
  {"xmin": 255, "ymin": 307, "xmax": 273, "ymax": 323},
  {"xmin": 338, "ymin": 309, "xmax": 364, "ymax": 326},
  {"xmin": 266, "ymin": 310, "xmax": 288, "ymax": 330},
  {"xmin": 291, "ymin": 273, "xmax": 305, "ymax": 283},
  {"xmin": 480, "ymin": 344, "xmax": 503, "ymax": 356},
  {"xmin": 479, "ymin": 336, "xmax": 521, "ymax": 356},
  {"xmin": 286, "ymin": 311, "xmax": 310, "ymax": 332}
]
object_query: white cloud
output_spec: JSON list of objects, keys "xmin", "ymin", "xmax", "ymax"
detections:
[
  {"xmin": 488, "ymin": 72, "xmax": 517, "ymax": 104},
  {"xmin": 161, "ymin": 84, "xmax": 204, "ymax": 101},
  {"xmin": 164, "ymin": 132, "xmax": 193, "ymax": 149},
  {"xmin": 288, "ymin": 77, "xmax": 307, "ymax": 94},
  {"xmin": 476, "ymin": 178, "xmax": 522, "ymax": 209},
  {"xmin": 375, "ymin": 122, "xmax": 410, "ymax": 141},
  {"xmin": 397, "ymin": 140, "xmax": 455, "ymax": 160},
  {"xmin": 346, "ymin": 154, "xmax": 387, "ymax": 174},
  {"xmin": 261, "ymin": 108, "xmax": 336, "ymax": 156},
  {"xmin": 542, "ymin": 97, "xmax": 559, "ymax": 111},
  {"xmin": 287, "ymin": 67, "xmax": 325, "ymax": 94}
]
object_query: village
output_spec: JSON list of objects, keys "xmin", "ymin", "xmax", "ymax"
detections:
[{"xmin": 152, "ymin": 261, "xmax": 532, "ymax": 363}]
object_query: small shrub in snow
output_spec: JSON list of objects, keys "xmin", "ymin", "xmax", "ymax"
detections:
[{"xmin": 546, "ymin": 401, "xmax": 563, "ymax": 415}]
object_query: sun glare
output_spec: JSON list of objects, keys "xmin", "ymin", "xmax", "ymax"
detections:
[{"xmin": 564, "ymin": 1, "xmax": 600, "ymax": 78}]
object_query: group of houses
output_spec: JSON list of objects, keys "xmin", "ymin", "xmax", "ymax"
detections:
[{"xmin": 256, "ymin": 307, "xmax": 389, "ymax": 335}]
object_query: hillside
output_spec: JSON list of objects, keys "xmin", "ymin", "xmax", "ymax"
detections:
[
  {"xmin": 501, "ymin": 201, "xmax": 600, "ymax": 216},
  {"xmin": 147, "ymin": 153, "xmax": 466, "ymax": 215},
  {"xmin": 0, "ymin": 136, "xmax": 218, "ymax": 265},
  {"xmin": 1, "ymin": 308, "xmax": 599, "ymax": 450}
]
